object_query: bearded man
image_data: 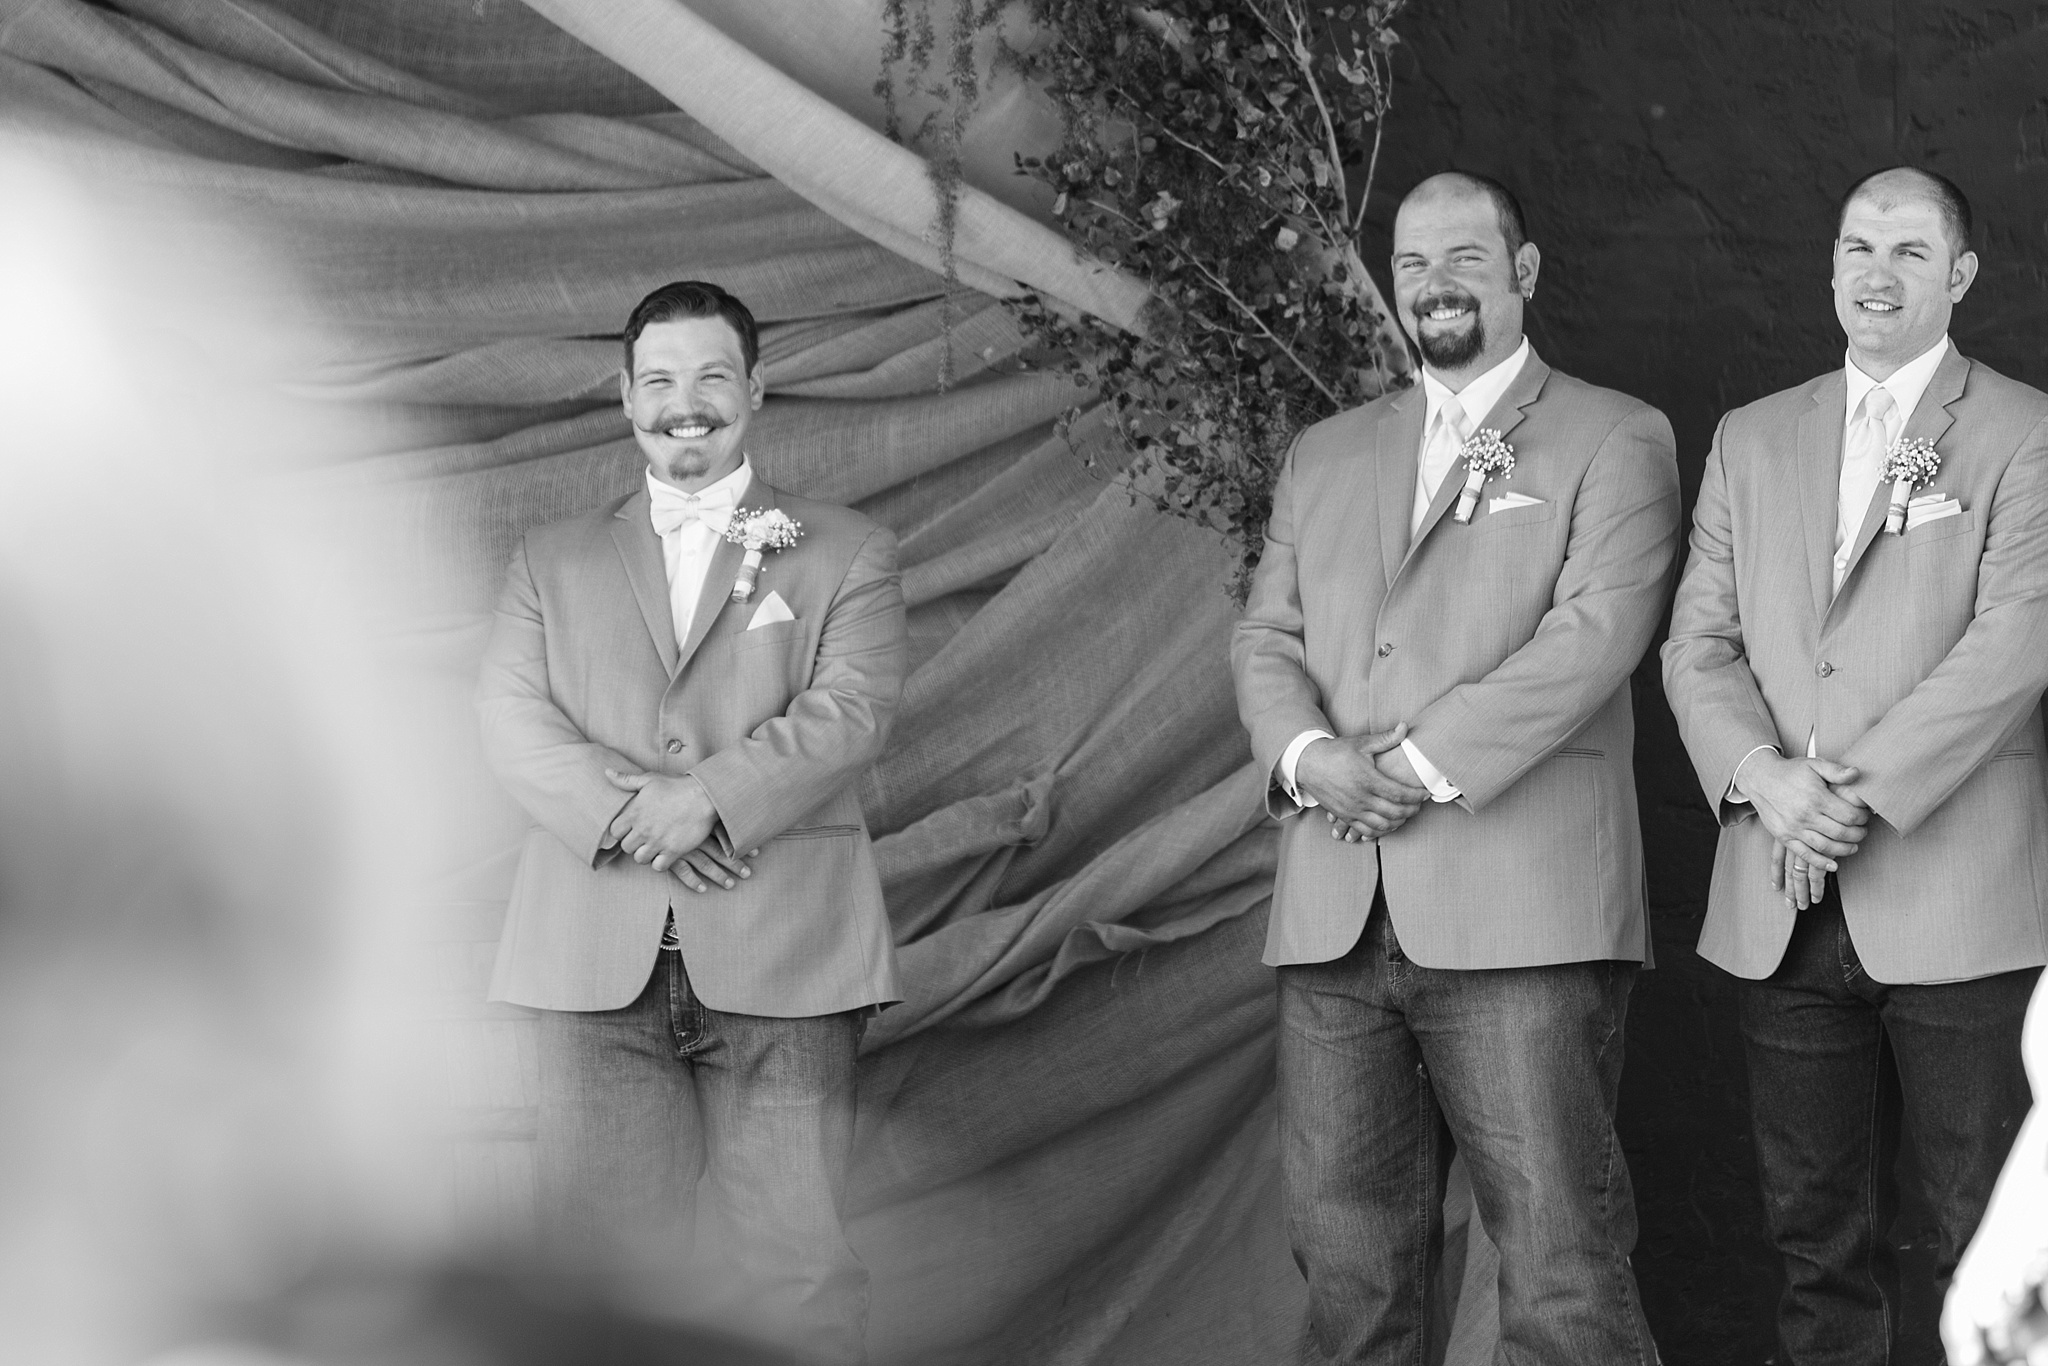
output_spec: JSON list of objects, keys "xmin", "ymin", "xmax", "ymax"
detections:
[
  {"xmin": 1664, "ymin": 167, "xmax": 2048, "ymax": 1364},
  {"xmin": 1231, "ymin": 171, "xmax": 1681, "ymax": 1362},
  {"xmin": 476, "ymin": 280, "xmax": 906, "ymax": 1363}
]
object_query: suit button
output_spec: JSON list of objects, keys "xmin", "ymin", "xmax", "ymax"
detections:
[
  {"xmin": 1816, "ymin": 661, "xmax": 1833, "ymax": 678},
  {"xmin": 1376, "ymin": 643, "xmax": 1395, "ymax": 658},
  {"xmin": 666, "ymin": 739, "xmax": 684, "ymax": 753}
]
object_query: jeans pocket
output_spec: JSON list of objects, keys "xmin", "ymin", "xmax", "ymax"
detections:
[{"xmin": 1835, "ymin": 915, "xmax": 1864, "ymax": 983}]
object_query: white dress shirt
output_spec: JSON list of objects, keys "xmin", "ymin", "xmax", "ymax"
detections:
[
  {"xmin": 646, "ymin": 457, "xmax": 752, "ymax": 649},
  {"xmin": 1729, "ymin": 336, "xmax": 1951, "ymax": 800},
  {"xmin": 1279, "ymin": 341, "xmax": 1534, "ymax": 809}
]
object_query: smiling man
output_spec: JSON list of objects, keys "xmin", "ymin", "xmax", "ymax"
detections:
[
  {"xmin": 476, "ymin": 281, "xmax": 906, "ymax": 1362},
  {"xmin": 1232, "ymin": 172, "xmax": 1680, "ymax": 1362},
  {"xmin": 1663, "ymin": 168, "xmax": 2048, "ymax": 1363}
]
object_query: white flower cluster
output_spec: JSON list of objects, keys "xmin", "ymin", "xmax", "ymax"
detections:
[
  {"xmin": 1460, "ymin": 428, "xmax": 1516, "ymax": 479},
  {"xmin": 1883, "ymin": 436, "xmax": 1942, "ymax": 490},
  {"xmin": 724, "ymin": 507, "xmax": 803, "ymax": 552}
]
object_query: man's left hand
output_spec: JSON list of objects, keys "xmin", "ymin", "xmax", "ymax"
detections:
[
  {"xmin": 1772, "ymin": 840, "xmax": 1829, "ymax": 909},
  {"xmin": 604, "ymin": 769, "xmax": 722, "ymax": 873},
  {"xmin": 1331, "ymin": 743, "xmax": 1430, "ymax": 843}
]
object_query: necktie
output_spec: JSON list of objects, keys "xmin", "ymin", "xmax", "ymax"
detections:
[
  {"xmin": 1413, "ymin": 394, "xmax": 1470, "ymax": 535},
  {"xmin": 1832, "ymin": 386, "xmax": 1896, "ymax": 592}
]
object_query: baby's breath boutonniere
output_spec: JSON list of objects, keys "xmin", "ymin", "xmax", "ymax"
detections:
[
  {"xmin": 1881, "ymin": 438, "xmax": 1942, "ymax": 535},
  {"xmin": 1452, "ymin": 429, "xmax": 1516, "ymax": 524},
  {"xmin": 724, "ymin": 507, "xmax": 802, "ymax": 602}
]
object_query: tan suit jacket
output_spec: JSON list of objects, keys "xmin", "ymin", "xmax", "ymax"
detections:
[
  {"xmin": 478, "ymin": 473, "xmax": 906, "ymax": 1016},
  {"xmin": 1663, "ymin": 348, "xmax": 2048, "ymax": 983},
  {"xmin": 1232, "ymin": 354, "xmax": 1682, "ymax": 969}
]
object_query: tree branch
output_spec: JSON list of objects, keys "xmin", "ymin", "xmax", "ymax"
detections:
[
  {"xmin": 1283, "ymin": 1, "xmax": 1353, "ymax": 220},
  {"xmin": 1080, "ymin": 196, "xmax": 1343, "ymax": 406},
  {"xmin": 1352, "ymin": 45, "xmax": 1394, "ymax": 236}
]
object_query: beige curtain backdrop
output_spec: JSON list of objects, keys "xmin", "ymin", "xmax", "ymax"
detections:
[{"xmin": 0, "ymin": 1, "xmax": 1497, "ymax": 1360}]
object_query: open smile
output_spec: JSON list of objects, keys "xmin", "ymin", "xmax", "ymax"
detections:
[
  {"xmin": 1854, "ymin": 299, "xmax": 1901, "ymax": 315},
  {"xmin": 1415, "ymin": 290, "xmax": 1480, "ymax": 326}
]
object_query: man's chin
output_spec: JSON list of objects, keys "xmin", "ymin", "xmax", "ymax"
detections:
[
  {"xmin": 1417, "ymin": 325, "xmax": 1485, "ymax": 371},
  {"xmin": 1844, "ymin": 320, "xmax": 1936, "ymax": 369},
  {"xmin": 649, "ymin": 446, "xmax": 743, "ymax": 489}
]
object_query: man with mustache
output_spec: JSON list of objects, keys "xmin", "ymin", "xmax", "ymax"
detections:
[
  {"xmin": 1664, "ymin": 167, "xmax": 2048, "ymax": 1363},
  {"xmin": 476, "ymin": 280, "xmax": 906, "ymax": 1362},
  {"xmin": 1232, "ymin": 172, "xmax": 1680, "ymax": 1361}
]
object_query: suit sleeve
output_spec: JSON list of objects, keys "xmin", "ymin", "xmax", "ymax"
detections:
[
  {"xmin": 1841, "ymin": 413, "xmax": 2048, "ymax": 834},
  {"xmin": 1402, "ymin": 404, "xmax": 1682, "ymax": 813},
  {"xmin": 474, "ymin": 535, "xmax": 639, "ymax": 866},
  {"xmin": 1230, "ymin": 434, "xmax": 1337, "ymax": 819},
  {"xmin": 688, "ymin": 526, "xmax": 908, "ymax": 853},
  {"xmin": 1660, "ymin": 413, "xmax": 1788, "ymax": 825}
]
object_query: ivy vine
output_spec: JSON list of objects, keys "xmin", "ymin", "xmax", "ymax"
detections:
[{"xmin": 880, "ymin": 0, "xmax": 1414, "ymax": 600}]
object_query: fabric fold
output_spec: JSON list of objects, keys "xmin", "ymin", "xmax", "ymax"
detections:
[
  {"xmin": 516, "ymin": 0, "xmax": 1154, "ymax": 331},
  {"xmin": 3, "ymin": 3, "xmax": 1500, "ymax": 1357}
]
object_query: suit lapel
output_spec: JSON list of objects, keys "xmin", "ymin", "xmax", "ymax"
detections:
[
  {"xmin": 1377, "ymin": 388, "xmax": 1425, "ymax": 590},
  {"xmin": 1397, "ymin": 353, "xmax": 1551, "ymax": 577},
  {"xmin": 1402, "ymin": 444, "xmax": 1467, "ymax": 565},
  {"xmin": 673, "ymin": 471, "xmax": 763, "ymax": 675},
  {"xmin": 610, "ymin": 490, "xmax": 679, "ymax": 673},
  {"xmin": 1796, "ymin": 375, "xmax": 1844, "ymax": 624},
  {"xmin": 1906, "ymin": 345, "xmax": 1966, "ymax": 450},
  {"xmin": 1470, "ymin": 351, "xmax": 1549, "ymax": 443},
  {"xmin": 1833, "ymin": 347, "xmax": 1969, "ymax": 600}
]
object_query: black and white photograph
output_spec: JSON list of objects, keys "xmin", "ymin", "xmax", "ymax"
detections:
[{"xmin": 1, "ymin": 2, "xmax": 2045, "ymax": 1364}]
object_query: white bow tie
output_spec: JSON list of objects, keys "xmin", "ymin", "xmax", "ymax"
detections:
[{"xmin": 648, "ymin": 482, "xmax": 737, "ymax": 539}]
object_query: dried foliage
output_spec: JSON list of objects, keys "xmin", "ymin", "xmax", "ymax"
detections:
[{"xmin": 881, "ymin": 0, "xmax": 1415, "ymax": 600}]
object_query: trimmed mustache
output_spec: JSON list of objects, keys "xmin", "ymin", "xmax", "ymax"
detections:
[{"xmin": 1414, "ymin": 289, "xmax": 1480, "ymax": 320}]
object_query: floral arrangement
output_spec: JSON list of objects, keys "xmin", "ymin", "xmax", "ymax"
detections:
[
  {"xmin": 1452, "ymin": 429, "xmax": 1515, "ymax": 524},
  {"xmin": 1882, "ymin": 437, "xmax": 1942, "ymax": 535},
  {"xmin": 723, "ymin": 507, "xmax": 803, "ymax": 602}
]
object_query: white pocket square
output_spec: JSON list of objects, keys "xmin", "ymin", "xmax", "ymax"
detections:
[
  {"xmin": 1905, "ymin": 497, "xmax": 1963, "ymax": 531},
  {"xmin": 746, "ymin": 591, "xmax": 796, "ymax": 629},
  {"xmin": 1487, "ymin": 493, "xmax": 1545, "ymax": 514}
]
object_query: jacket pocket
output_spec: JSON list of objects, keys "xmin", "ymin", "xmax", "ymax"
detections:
[
  {"xmin": 776, "ymin": 824, "xmax": 861, "ymax": 840},
  {"xmin": 734, "ymin": 619, "xmax": 804, "ymax": 650},
  {"xmin": 1906, "ymin": 508, "xmax": 1977, "ymax": 545},
  {"xmin": 1555, "ymin": 746, "xmax": 1605, "ymax": 759},
  {"xmin": 1473, "ymin": 500, "xmax": 1560, "ymax": 531}
]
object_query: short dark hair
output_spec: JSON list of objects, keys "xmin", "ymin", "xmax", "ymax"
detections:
[
  {"xmin": 622, "ymin": 280, "xmax": 759, "ymax": 376},
  {"xmin": 1442, "ymin": 171, "xmax": 1528, "ymax": 258},
  {"xmin": 1837, "ymin": 167, "xmax": 1973, "ymax": 259}
]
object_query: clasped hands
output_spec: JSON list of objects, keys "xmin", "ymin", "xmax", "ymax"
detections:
[
  {"xmin": 1738, "ymin": 751, "xmax": 1870, "ymax": 909},
  {"xmin": 1295, "ymin": 723, "xmax": 1431, "ymax": 843},
  {"xmin": 603, "ymin": 768, "xmax": 758, "ymax": 893}
]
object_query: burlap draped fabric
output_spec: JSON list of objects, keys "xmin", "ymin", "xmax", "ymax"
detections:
[{"xmin": 0, "ymin": 1, "xmax": 1497, "ymax": 1359}]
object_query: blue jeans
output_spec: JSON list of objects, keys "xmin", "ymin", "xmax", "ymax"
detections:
[
  {"xmin": 536, "ymin": 950, "xmax": 869, "ymax": 1365},
  {"xmin": 1277, "ymin": 898, "xmax": 1656, "ymax": 1365},
  {"xmin": 1740, "ymin": 892, "xmax": 2038, "ymax": 1366}
]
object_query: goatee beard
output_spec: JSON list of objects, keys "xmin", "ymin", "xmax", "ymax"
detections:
[{"xmin": 1418, "ymin": 313, "xmax": 1485, "ymax": 370}]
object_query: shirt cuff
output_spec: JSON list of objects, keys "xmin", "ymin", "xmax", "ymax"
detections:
[
  {"xmin": 1726, "ymin": 744, "xmax": 1779, "ymax": 805},
  {"xmin": 1401, "ymin": 739, "xmax": 1461, "ymax": 803},
  {"xmin": 1278, "ymin": 730, "xmax": 1336, "ymax": 808}
]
